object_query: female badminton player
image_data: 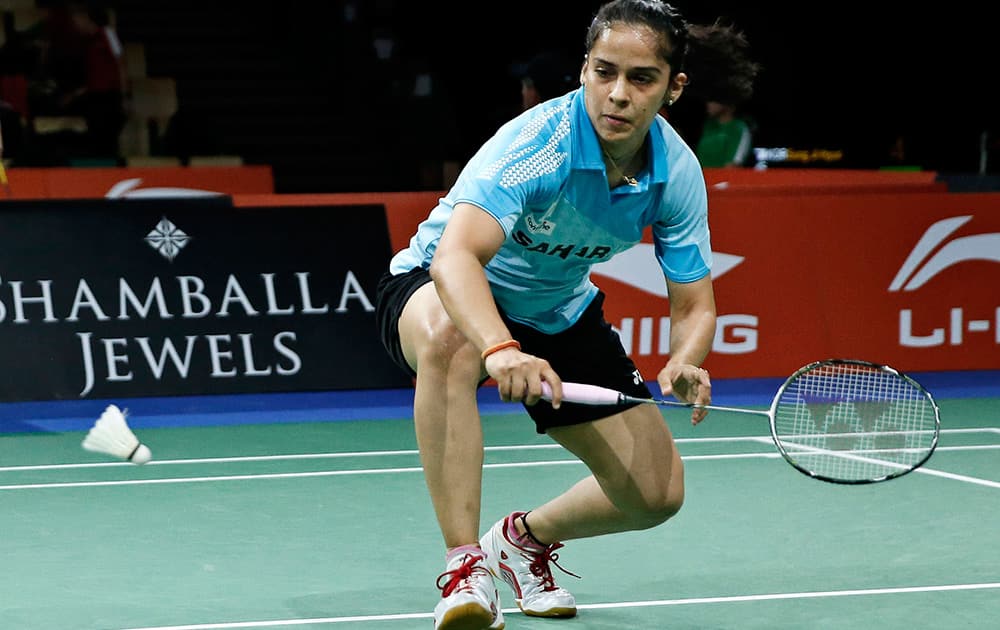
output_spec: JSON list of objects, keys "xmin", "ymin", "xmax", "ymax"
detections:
[{"xmin": 375, "ymin": 2, "xmax": 759, "ymax": 628}]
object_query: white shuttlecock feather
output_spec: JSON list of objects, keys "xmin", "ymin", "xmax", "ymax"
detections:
[{"xmin": 82, "ymin": 404, "xmax": 152, "ymax": 465}]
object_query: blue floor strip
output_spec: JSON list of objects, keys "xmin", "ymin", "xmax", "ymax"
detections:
[{"xmin": 1, "ymin": 370, "xmax": 997, "ymax": 434}]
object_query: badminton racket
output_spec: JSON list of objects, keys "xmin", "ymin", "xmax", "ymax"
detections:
[{"xmin": 542, "ymin": 358, "xmax": 940, "ymax": 484}]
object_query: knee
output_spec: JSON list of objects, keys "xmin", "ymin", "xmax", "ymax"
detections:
[
  {"xmin": 416, "ymin": 320, "xmax": 481, "ymax": 377},
  {"xmin": 634, "ymin": 487, "xmax": 684, "ymax": 529},
  {"xmin": 619, "ymin": 470, "xmax": 685, "ymax": 530}
]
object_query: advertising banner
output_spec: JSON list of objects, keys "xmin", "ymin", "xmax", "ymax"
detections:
[
  {"xmin": 7, "ymin": 184, "xmax": 989, "ymax": 403},
  {"xmin": 0, "ymin": 197, "xmax": 409, "ymax": 402},
  {"xmin": 593, "ymin": 192, "xmax": 1000, "ymax": 378}
]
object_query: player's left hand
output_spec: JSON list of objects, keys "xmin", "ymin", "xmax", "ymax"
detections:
[{"xmin": 658, "ymin": 363, "xmax": 712, "ymax": 425}]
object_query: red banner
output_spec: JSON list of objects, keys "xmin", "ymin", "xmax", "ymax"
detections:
[
  {"xmin": 596, "ymin": 192, "xmax": 1000, "ymax": 378},
  {"xmin": 3, "ymin": 166, "xmax": 274, "ymax": 199}
]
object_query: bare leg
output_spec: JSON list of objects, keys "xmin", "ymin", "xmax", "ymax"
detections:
[
  {"xmin": 399, "ymin": 282, "xmax": 487, "ymax": 550},
  {"xmin": 517, "ymin": 404, "xmax": 684, "ymax": 544}
]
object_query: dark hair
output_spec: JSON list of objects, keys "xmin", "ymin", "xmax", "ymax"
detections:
[{"xmin": 585, "ymin": 0, "xmax": 759, "ymax": 105}]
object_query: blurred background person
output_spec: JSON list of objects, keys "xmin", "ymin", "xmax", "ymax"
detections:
[
  {"xmin": 59, "ymin": 2, "xmax": 126, "ymax": 159},
  {"xmin": 514, "ymin": 50, "xmax": 579, "ymax": 110},
  {"xmin": 25, "ymin": 1, "xmax": 125, "ymax": 162},
  {"xmin": 695, "ymin": 99, "xmax": 754, "ymax": 168}
]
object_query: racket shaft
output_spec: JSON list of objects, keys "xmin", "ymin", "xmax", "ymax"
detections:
[{"xmin": 542, "ymin": 382, "xmax": 768, "ymax": 417}]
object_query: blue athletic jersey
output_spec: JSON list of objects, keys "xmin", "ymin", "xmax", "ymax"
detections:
[{"xmin": 389, "ymin": 87, "xmax": 711, "ymax": 334}]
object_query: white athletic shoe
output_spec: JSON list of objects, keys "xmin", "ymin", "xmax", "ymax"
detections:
[
  {"xmin": 480, "ymin": 512, "xmax": 577, "ymax": 618},
  {"xmin": 433, "ymin": 551, "xmax": 505, "ymax": 630}
]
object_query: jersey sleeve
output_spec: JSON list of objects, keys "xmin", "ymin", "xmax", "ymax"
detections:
[{"xmin": 651, "ymin": 155, "xmax": 713, "ymax": 283}]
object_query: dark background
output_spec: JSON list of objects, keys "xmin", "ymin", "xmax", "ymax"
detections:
[
  {"xmin": 394, "ymin": 1, "xmax": 995, "ymax": 172},
  {"xmin": 112, "ymin": 1, "xmax": 997, "ymax": 192}
]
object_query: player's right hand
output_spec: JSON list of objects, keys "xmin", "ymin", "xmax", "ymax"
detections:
[{"xmin": 484, "ymin": 349, "xmax": 562, "ymax": 408}]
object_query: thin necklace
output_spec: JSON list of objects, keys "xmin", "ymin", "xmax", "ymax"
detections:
[{"xmin": 603, "ymin": 149, "xmax": 639, "ymax": 187}]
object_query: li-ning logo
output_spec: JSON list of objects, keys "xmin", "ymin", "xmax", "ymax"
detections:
[
  {"xmin": 591, "ymin": 244, "xmax": 758, "ymax": 355},
  {"xmin": 145, "ymin": 217, "xmax": 190, "ymax": 261},
  {"xmin": 592, "ymin": 244, "xmax": 743, "ymax": 297},
  {"xmin": 889, "ymin": 215, "xmax": 1000, "ymax": 291}
]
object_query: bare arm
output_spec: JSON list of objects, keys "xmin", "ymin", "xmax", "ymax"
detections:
[
  {"xmin": 657, "ymin": 275, "xmax": 717, "ymax": 424},
  {"xmin": 430, "ymin": 202, "xmax": 562, "ymax": 406}
]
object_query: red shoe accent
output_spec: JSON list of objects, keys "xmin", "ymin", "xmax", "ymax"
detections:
[{"xmin": 436, "ymin": 553, "xmax": 486, "ymax": 597}]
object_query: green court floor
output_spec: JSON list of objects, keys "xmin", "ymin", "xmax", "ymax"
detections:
[{"xmin": 1, "ymin": 397, "xmax": 998, "ymax": 629}]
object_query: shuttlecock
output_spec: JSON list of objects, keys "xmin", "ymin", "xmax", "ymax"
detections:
[{"xmin": 82, "ymin": 404, "xmax": 152, "ymax": 465}]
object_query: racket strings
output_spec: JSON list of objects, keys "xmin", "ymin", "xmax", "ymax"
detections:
[{"xmin": 772, "ymin": 362, "xmax": 938, "ymax": 482}]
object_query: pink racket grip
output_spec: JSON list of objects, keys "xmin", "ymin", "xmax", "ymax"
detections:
[{"xmin": 540, "ymin": 381, "xmax": 624, "ymax": 405}]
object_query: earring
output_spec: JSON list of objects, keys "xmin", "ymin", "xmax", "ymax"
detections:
[{"xmin": 666, "ymin": 98, "xmax": 674, "ymax": 106}]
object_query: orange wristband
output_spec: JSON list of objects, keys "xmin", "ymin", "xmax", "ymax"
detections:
[{"xmin": 481, "ymin": 340, "xmax": 521, "ymax": 361}]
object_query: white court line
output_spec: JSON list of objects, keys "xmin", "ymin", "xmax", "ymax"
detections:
[
  {"xmin": 0, "ymin": 440, "xmax": 774, "ymax": 474},
  {"xmin": 0, "ymin": 439, "xmax": 771, "ymax": 472},
  {"xmin": 2, "ymin": 428, "xmax": 996, "ymax": 472},
  {"xmin": 111, "ymin": 582, "xmax": 1000, "ymax": 629},
  {"xmin": 1, "ymin": 444, "xmax": 998, "ymax": 491}
]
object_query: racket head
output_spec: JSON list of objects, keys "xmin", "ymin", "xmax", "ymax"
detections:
[{"xmin": 768, "ymin": 359, "xmax": 940, "ymax": 484}]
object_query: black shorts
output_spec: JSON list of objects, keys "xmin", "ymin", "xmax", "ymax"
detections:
[
  {"xmin": 375, "ymin": 266, "xmax": 652, "ymax": 433},
  {"xmin": 375, "ymin": 266, "xmax": 431, "ymax": 379}
]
